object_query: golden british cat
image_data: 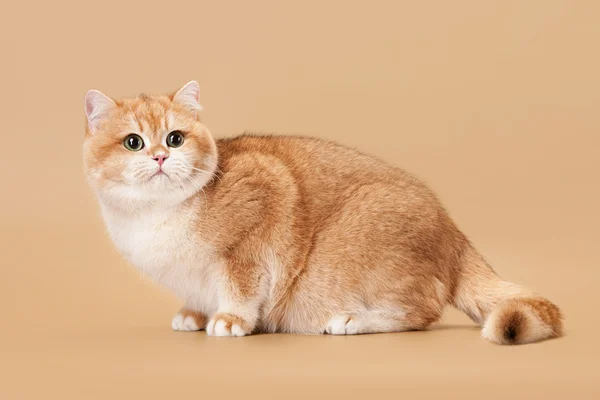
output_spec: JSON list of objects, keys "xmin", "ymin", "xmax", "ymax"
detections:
[{"xmin": 82, "ymin": 81, "xmax": 562, "ymax": 344}]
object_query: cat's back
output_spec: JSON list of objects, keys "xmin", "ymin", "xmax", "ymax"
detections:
[
  {"xmin": 215, "ymin": 133, "xmax": 415, "ymax": 188},
  {"xmin": 213, "ymin": 134, "xmax": 440, "ymax": 230}
]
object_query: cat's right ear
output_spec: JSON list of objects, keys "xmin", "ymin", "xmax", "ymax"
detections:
[{"xmin": 85, "ymin": 89, "xmax": 116, "ymax": 134}]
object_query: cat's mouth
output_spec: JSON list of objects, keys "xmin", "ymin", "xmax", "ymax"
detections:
[{"xmin": 149, "ymin": 170, "xmax": 169, "ymax": 180}]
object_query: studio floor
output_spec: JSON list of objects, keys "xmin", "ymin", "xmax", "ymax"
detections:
[{"xmin": 3, "ymin": 307, "xmax": 598, "ymax": 399}]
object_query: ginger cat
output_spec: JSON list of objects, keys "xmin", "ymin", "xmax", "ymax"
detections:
[{"xmin": 83, "ymin": 81, "xmax": 562, "ymax": 344}]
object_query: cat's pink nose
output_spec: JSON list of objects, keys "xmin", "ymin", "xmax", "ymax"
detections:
[{"xmin": 152, "ymin": 154, "xmax": 169, "ymax": 166}]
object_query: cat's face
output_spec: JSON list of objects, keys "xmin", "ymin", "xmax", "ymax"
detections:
[{"xmin": 83, "ymin": 81, "xmax": 217, "ymax": 208}]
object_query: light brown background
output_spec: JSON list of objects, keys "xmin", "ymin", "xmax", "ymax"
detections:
[{"xmin": 1, "ymin": 1, "xmax": 599, "ymax": 398}]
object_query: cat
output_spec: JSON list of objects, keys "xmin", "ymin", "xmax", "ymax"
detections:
[{"xmin": 82, "ymin": 81, "xmax": 563, "ymax": 344}]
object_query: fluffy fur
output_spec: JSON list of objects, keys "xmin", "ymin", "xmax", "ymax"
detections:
[{"xmin": 82, "ymin": 81, "xmax": 563, "ymax": 344}]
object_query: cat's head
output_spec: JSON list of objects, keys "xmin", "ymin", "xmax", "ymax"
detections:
[{"xmin": 82, "ymin": 81, "xmax": 217, "ymax": 209}]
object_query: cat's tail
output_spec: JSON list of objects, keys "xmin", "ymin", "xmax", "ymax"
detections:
[{"xmin": 452, "ymin": 244, "xmax": 563, "ymax": 345}]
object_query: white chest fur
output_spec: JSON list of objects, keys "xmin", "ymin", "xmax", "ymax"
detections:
[{"xmin": 99, "ymin": 202, "xmax": 221, "ymax": 315}]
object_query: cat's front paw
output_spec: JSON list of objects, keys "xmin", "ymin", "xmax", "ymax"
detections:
[
  {"xmin": 171, "ymin": 309, "xmax": 207, "ymax": 331},
  {"xmin": 206, "ymin": 313, "xmax": 252, "ymax": 337}
]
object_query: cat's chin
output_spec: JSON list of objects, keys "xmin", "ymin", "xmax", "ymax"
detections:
[
  {"xmin": 89, "ymin": 165, "xmax": 216, "ymax": 212},
  {"xmin": 95, "ymin": 178, "xmax": 202, "ymax": 212}
]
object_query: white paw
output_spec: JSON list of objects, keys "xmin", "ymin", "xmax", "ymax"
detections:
[
  {"xmin": 206, "ymin": 316, "xmax": 248, "ymax": 337},
  {"xmin": 171, "ymin": 313, "xmax": 201, "ymax": 331},
  {"xmin": 325, "ymin": 315, "xmax": 359, "ymax": 335}
]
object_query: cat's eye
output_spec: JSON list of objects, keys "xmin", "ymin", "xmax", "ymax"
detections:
[
  {"xmin": 167, "ymin": 131, "xmax": 184, "ymax": 148},
  {"xmin": 123, "ymin": 134, "xmax": 144, "ymax": 152}
]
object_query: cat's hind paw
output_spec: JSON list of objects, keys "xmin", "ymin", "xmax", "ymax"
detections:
[
  {"xmin": 325, "ymin": 315, "xmax": 359, "ymax": 335},
  {"xmin": 171, "ymin": 309, "xmax": 207, "ymax": 331}
]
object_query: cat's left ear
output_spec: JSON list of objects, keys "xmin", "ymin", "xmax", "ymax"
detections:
[
  {"xmin": 173, "ymin": 81, "xmax": 204, "ymax": 112},
  {"xmin": 85, "ymin": 89, "xmax": 116, "ymax": 134}
]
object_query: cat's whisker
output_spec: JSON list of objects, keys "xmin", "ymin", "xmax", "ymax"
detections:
[
  {"xmin": 174, "ymin": 173, "xmax": 185, "ymax": 191},
  {"xmin": 184, "ymin": 175, "xmax": 208, "ymax": 208},
  {"xmin": 190, "ymin": 165, "xmax": 222, "ymax": 184}
]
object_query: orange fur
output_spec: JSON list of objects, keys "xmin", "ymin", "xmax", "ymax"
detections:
[{"xmin": 83, "ymin": 82, "xmax": 563, "ymax": 343}]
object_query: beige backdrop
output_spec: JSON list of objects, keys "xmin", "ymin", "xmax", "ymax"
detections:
[{"xmin": 1, "ymin": 1, "xmax": 599, "ymax": 399}]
